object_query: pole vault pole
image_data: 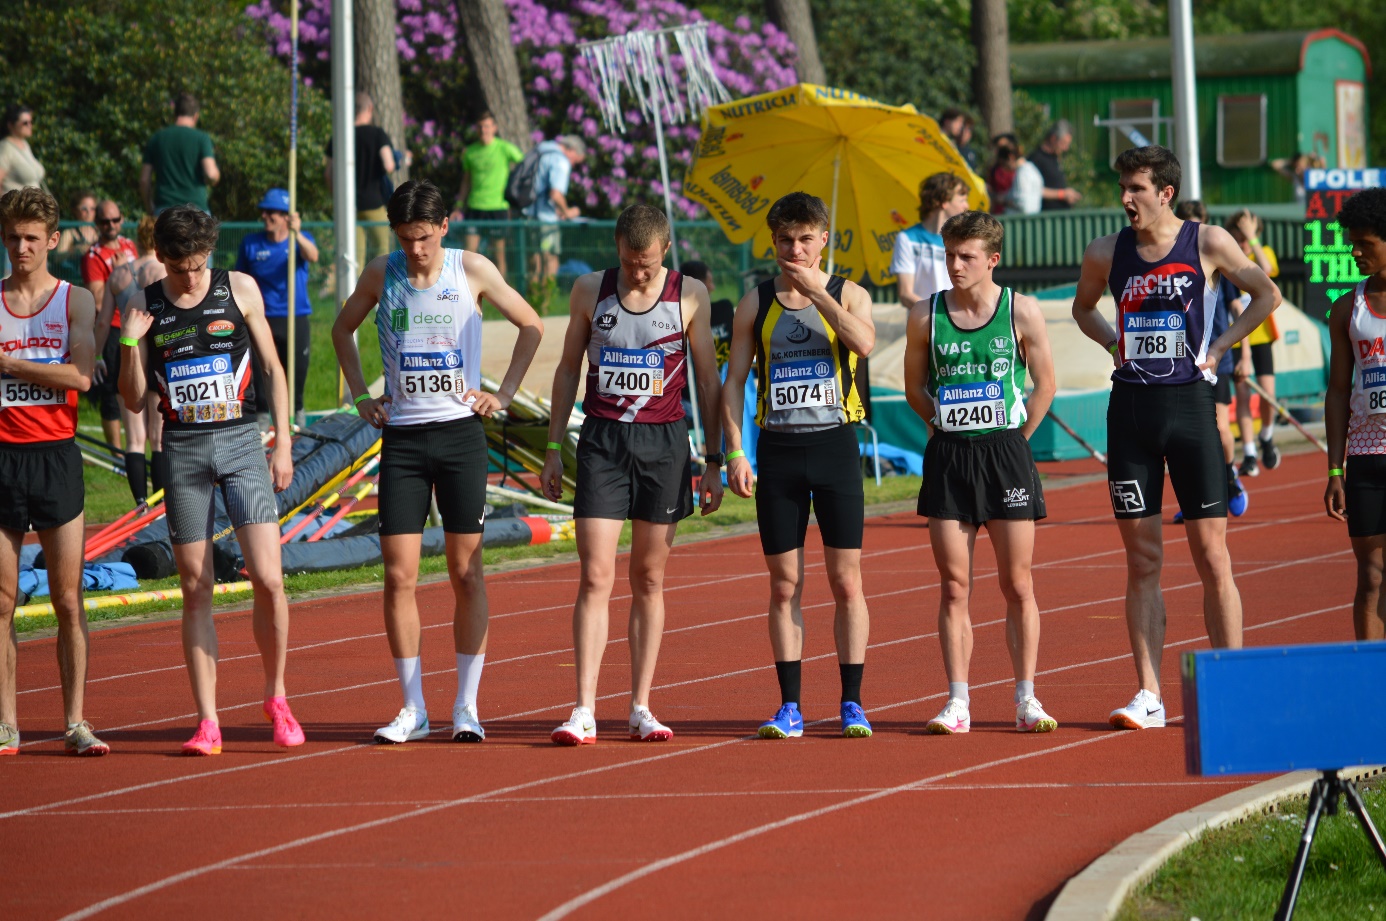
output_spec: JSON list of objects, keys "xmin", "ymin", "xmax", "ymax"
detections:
[{"xmin": 286, "ymin": 0, "xmax": 300, "ymax": 425}]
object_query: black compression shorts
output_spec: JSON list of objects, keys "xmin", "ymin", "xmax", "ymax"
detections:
[
  {"xmin": 755, "ymin": 425, "xmax": 864, "ymax": 555},
  {"xmin": 1347, "ymin": 454, "xmax": 1386, "ymax": 538},
  {"xmin": 572, "ymin": 416, "xmax": 693, "ymax": 523},
  {"xmin": 1107, "ymin": 380, "xmax": 1227, "ymax": 520},
  {"xmin": 919, "ymin": 428, "xmax": 1046, "ymax": 524},
  {"xmin": 378, "ymin": 415, "xmax": 488, "ymax": 535}
]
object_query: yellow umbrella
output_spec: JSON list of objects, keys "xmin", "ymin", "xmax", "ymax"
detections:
[{"xmin": 684, "ymin": 83, "xmax": 988, "ymax": 284}]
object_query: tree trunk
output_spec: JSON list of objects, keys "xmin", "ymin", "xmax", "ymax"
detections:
[
  {"xmin": 354, "ymin": 0, "xmax": 409, "ymax": 181},
  {"xmin": 456, "ymin": 0, "xmax": 533, "ymax": 153},
  {"xmin": 972, "ymin": 0, "xmax": 1013, "ymax": 136},
  {"xmin": 764, "ymin": 0, "xmax": 825, "ymax": 86}
]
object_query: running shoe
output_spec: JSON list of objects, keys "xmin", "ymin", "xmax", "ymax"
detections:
[
  {"xmin": 552, "ymin": 706, "xmax": 597, "ymax": 746},
  {"xmin": 0, "ymin": 722, "xmax": 18, "ymax": 756},
  {"xmin": 926, "ymin": 698, "xmax": 971, "ymax": 734},
  {"xmin": 451, "ymin": 703, "xmax": 485, "ymax": 743},
  {"xmin": 374, "ymin": 705, "xmax": 430, "ymax": 744},
  {"xmin": 1015, "ymin": 697, "xmax": 1058, "ymax": 733},
  {"xmin": 1239, "ymin": 454, "xmax": 1260, "ymax": 478},
  {"xmin": 1109, "ymin": 689, "xmax": 1166, "ymax": 730},
  {"xmin": 1172, "ymin": 510, "xmax": 1185, "ymax": 524},
  {"xmin": 1259, "ymin": 435, "xmax": 1281, "ymax": 470},
  {"xmin": 64, "ymin": 720, "xmax": 111, "ymax": 756},
  {"xmin": 758, "ymin": 702, "xmax": 804, "ymax": 739},
  {"xmin": 263, "ymin": 696, "xmax": 306, "ymax": 747},
  {"xmin": 628, "ymin": 706, "xmax": 673, "ymax": 742},
  {"xmin": 840, "ymin": 702, "xmax": 873, "ymax": 738},
  {"xmin": 1229, "ymin": 477, "xmax": 1249, "ymax": 517},
  {"xmin": 182, "ymin": 719, "xmax": 223, "ymax": 756}
]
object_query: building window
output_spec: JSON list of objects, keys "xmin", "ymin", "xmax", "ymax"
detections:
[{"xmin": 1217, "ymin": 94, "xmax": 1267, "ymax": 167}]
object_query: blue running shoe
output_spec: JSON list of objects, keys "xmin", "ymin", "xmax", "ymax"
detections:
[
  {"xmin": 1172, "ymin": 510, "xmax": 1185, "ymax": 524},
  {"xmin": 1229, "ymin": 478, "xmax": 1248, "ymax": 517},
  {"xmin": 758, "ymin": 703, "xmax": 803, "ymax": 739},
  {"xmin": 840, "ymin": 702, "xmax": 873, "ymax": 738}
]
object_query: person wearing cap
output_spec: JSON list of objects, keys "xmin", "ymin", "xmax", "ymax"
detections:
[
  {"xmin": 235, "ymin": 188, "xmax": 319, "ymax": 428},
  {"xmin": 523, "ymin": 134, "xmax": 587, "ymax": 287}
]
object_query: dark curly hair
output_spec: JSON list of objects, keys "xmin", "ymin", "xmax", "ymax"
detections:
[{"xmin": 1335, "ymin": 188, "xmax": 1386, "ymax": 241}]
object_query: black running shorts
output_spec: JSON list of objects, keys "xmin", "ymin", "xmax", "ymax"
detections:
[
  {"xmin": 919, "ymin": 429, "xmax": 1046, "ymax": 524},
  {"xmin": 1107, "ymin": 380, "xmax": 1227, "ymax": 520},
  {"xmin": 755, "ymin": 425, "xmax": 864, "ymax": 556},
  {"xmin": 0, "ymin": 439, "xmax": 84, "ymax": 533},
  {"xmin": 379, "ymin": 415, "xmax": 488, "ymax": 535},
  {"xmin": 572, "ymin": 416, "xmax": 693, "ymax": 523},
  {"xmin": 1233, "ymin": 341, "xmax": 1274, "ymax": 377},
  {"xmin": 1212, "ymin": 375, "xmax": 1232, "ymax": 406},
  {"xmin": 1346, "ymin": 454, "xmax": 1386, "ymax": 538}
]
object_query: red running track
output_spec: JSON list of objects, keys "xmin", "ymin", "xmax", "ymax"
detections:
[{"xmin": 3, "ymin": 450, "xmax": 1354, "ymax": 920}]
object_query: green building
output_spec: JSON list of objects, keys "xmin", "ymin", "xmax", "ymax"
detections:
[{"xmin": 1011, "ymin": 29, "xmax": 1372, "ymax": 204}]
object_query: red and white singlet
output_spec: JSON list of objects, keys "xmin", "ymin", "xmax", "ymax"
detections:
[{"xmin": 0, "ymin": 280, "xmax": 77, "ymax": 444}]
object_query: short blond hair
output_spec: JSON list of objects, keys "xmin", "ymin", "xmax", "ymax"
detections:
[
  {"xmin": 615, "ymin": 204, "xmax": 670, "ymax": 251},
  {"xmin": 0, "ymin": 187, "xmax": 60, "ymax": 236}
]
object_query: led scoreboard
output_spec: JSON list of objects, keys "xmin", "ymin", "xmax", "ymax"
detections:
[{"xmin": 1303, "ymin": 168, "xmax": 1381, "ymax": 319}]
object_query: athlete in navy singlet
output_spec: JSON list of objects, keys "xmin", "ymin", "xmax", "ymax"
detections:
[{"xmin": 1071, "ymin": 146, "xmax": 1280, "ymax": 731}]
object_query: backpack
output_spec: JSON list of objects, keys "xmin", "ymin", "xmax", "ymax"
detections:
[{"xmin": 505, "ymin": 147, "xmax": 547, "ymax": 210}]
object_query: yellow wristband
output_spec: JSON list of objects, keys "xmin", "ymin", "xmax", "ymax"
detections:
[
  {"xmin": 1329, "ymin": 468, "xmax": 1345, "ymax": 478},
  {"xmin": 1106, "ymin": 341, "xmax": 1119, "ymax": 355},
  {"xmin": 726, "ymin": 449, "xmax": 746, "ymax": 461},
  {"xmin": 118, "ymin": 336, "xmax": 139, "ymax": 348}
]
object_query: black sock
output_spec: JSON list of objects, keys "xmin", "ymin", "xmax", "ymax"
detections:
[
  {"xmin": 150, "ymin": 450, "xmax": 168, "ymax": 493},
  {"xmin": 124, "ymin": 452, "xmax": 147, "ymax": 504},
  {"xmin": 840, "ymin": 663, "xmax": 864, "ymax": 705},
  {"xmin": 774, "ymin": 660, "xmax": 801, "ymax": 707}
]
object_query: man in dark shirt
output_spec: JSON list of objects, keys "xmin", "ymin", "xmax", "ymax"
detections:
[
  {"xmin": 140, "ymin": 94, "xmax": 220, "ymax": 215},
  {"xmin": 938, "ymin": 108, "xmax": 980, "ymax": 173},
  {"xmin": 325, "ymin": 92, "xmax": 396, "ymax": 269},
  {"xmin": 1029, "ymin": 120, "xmax": 1083, "ymax": 211}
]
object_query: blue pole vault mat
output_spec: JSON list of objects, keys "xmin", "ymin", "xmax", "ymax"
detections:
[{"xmin": 1182, "ymin": 641, "xmax": 1386, "ymax": 776}]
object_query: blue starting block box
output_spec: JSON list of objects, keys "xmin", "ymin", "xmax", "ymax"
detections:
[{"xmin": 1182, "ymin": 641, "xmax": 1386, "ymax": 921}]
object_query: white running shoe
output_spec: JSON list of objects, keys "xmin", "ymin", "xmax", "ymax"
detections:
[
  {"xmin": 1016, "ymin": 696, "xmax": 1059, "ymax": 733},
  {"xmin": 374, "ymin": 705, "xmax": 430, "ymax": 744},
  {"xmin": 926, "ymin": 697, "xmax": 971, "ymax": 734},
  {"xmin": 1109, "ymin": 689, "xmax": 1166, "ymax": 730},
  {"xmin": 628, "ymin": 706, "xmax": 673, "ymax": 742},
  {"xmin": 552, "ymin": 706, "xmax": 597, "ymax": 746},
  {"xmin": 451, "ymin": 703, "xmax": 485, "ymax": 743}
]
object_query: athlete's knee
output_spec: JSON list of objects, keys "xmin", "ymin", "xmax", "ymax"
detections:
[
  {"xmin": 626, "ymin": 565, "xmax": 664, "ymax": 599},
  {"xmin": 1125, "ymin": 542, "xmax": 1163, "ymax": 581},
  {"xmin": 1357, "ymin": 557, "xmax": 1384, "ymax": 594},
  {"xmin": 997, "ymin": 571, "xmax": 1034, "ymax": 605},
  {"xmin": 384, "ymin": 559, "xmax": 420, "ymax": 594},
  {"xmin": 250, "ymin": 565, "xmax": 285, "ymax": 597},
  {"xmin": 826, "ymin": 569, "xmax": 863, "ymax": 604},
  {"xmin": 938, "ymin": 572, "xmax": 971, "ymax": 605},
  {"xmin": 768, "ymin": 573, "xmax": 801, "ymax": 607},
  {"xmin": 578, "ymin": 562, "xmax": 616, "ymax": 598}
]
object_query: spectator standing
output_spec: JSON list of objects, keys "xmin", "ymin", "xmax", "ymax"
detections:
[
  {"xmin": 326, "ymin": 91, "xmax": 396, "ymax": 269},
  {"xmin": 991, "ymin": 139, "xmax": 1044, "ymax": 216},
  {"xmin": 937, "ymin": 108, "xmax": 980, "ymax": 173},
  {"xmin": 54, "ymin": 191, "xmax": 99, "ymax": 267},
  {"xmin": 140, "ymin": 93, "xmax": 220, "ymax": 215},
  {"xmin": 891, "ymin": 172, "xmax": 971, "ymax": 308},
  {"xmin": 986, "ymin": 135, "xmax": 1017, "ymax": 213},
  {"xmin": 1224, "ymin": 209, "xmax": 1282, "ymax": 476},
  {"xmin": 0, "ymin": 105, "xmax": 44, "ymax": 195},
  {"xmin": 524, "ymin": 135, "xmax": 586, "ymax": 288},
  {"xmin": 451, "ymin": 112, "xmax": 523, "ymax": 278},
  {"xmin": 82, "ymin": 200, "xmax": 138, "ymax": 475},
  {"xmin": 1029, "ymin": 121, "xmax": 1082, "ymax": 211},
  {"xmin": 236, "ymin": 188, "xmax": 319, "ymax": 429}
]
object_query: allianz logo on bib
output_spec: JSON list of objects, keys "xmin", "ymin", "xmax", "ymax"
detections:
[
  {"xmin": 1362, "ymin": 368, "xmax": 1386, "ymax": 388},
  {"xmin": 600, "ymin": 347, "xmax": 661, "ymax": 368},
  {"xmin": 401, "ymin": 350, "xmax": 463, "ymax": 370},
  {"xmin": 169, "ymin": 355, "xmax": 231, "ymax": 379},
  {"xmin": 771, "ymin": 359, "xmax": 832, "ymax": 382},
  {"xmin": 1123, "ymin": 311, "xmax": 1183, "ymax": 331},
  {"xmin": 940, "ymin": 381, "xmax": 1002, "ymax": 404}
]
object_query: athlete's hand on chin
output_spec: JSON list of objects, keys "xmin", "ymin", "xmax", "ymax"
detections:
[
  {"xmin": 540, "ymin": 452, "xmax": 565, "ymax": 502},
  {"xmin": 777, "ymin": 258, "xmax": 825, "ymax": 297},
  {"xmin": 462, "ymin": 389, "xmax": 505, "ymax": 417},
  {"xmin": 1325, "ymin": 478, "xmax": 1348, "ymax": 522},
  {"xmin": 358, "ymin": 395, "xmax": 392, "ymax": 429},
  {"xmin": 726, "ymin": 456, "xmax": 754, "ymax": 499},
  {"xmin": 270, "ymin": 444, "xmax": 294, "ymax": 492},
  {"xmin": 700, "ymin": 470, "xmax": 724, "ymax": 516},
  {"xmin": 122, "ymin": 307, "xmax": 154, "ymax": 341}
]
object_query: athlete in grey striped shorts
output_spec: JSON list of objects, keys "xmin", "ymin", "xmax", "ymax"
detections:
[{"xmin": 163, "ymin": 425, "xmax": 278, "ymax": 542}]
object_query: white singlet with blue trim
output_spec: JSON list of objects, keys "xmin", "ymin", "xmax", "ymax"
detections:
[{"xmin": 376, "ymin": 249, "xmax": 483, "ymax": 426}]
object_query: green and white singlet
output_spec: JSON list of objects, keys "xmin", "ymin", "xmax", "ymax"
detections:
[{"xmin": 926, "ymin": 287, "xmax": 1027, "ymax": 434}]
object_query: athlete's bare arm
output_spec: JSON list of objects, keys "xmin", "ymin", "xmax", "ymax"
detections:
[
  {"xmin": 1013, "ymin": 292, "xmax": 1056, "ymax": 439},
  {"xmin": 118, "ymin": 289, "xmax": 151, "ymax": 410},
  {"xmin": 331, "ymin": 255, "xmax": 389, "ymax": 426},
  {"xmin": 681, "ymin": 276, "xmax": 724, "ymax": 515},
  {"xmin": 1071, "ymin": 233, "xmax": 1120, "ymax": 362},
  {"xmin": 722, "ymin": 287, "xmax": 760, "ymax": 499},
  {"xmin": 233, "ymin": 271, "xmax": 293, "ymax": 490},
  {"xmin": 787, "ymin": 268, "xmax": 875, "ymax": 357},
  {"xmin": 540, "ymin": 271, "xmax": 600, "ymax": 502},
  {"xmin": 460, "ymin": 251, "xmax": 544, "ymax": 417},
  {"xmin": 1324, "ymin": 288, "xmax": 1356, "ymax": 522},
  {"xmin": 901, "ymin": 301, "xmax": 935, "ymax": 435},
  {"xmin": 1, "ymin": 286, "xmax": 97, "ymax": 393},
  {"xmin": 1198, "ymin": 223, "xmax": 1281, "ymax": 372},
  {"xmin": 895, "ymin": 271, "xmax": 917, "ymax": 310}
]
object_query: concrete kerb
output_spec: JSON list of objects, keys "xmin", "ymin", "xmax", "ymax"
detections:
[{"xmin": 1045, "ymin": 765, "xmax": 1385, "ymax": 920}]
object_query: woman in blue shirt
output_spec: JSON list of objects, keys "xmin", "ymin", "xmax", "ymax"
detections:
[{"xmin": 236, "ymin": 188, "xmax": 319, "ymax": 426}]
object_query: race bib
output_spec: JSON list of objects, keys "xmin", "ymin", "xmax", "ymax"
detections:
[
  {"xmin": 769, "ymin": 359, "xmax": 837, "ymax": 410},
  {"xmin": 1122, "ymin": 311, "xmax": 1186, "ymax": 361},
  {"xmin": 937, "ymin": 381, "xmax": 1006, "ymax": 432},
  {"xmin": 0, "ymin": 375, "xmax": 63, "ymax": 408},
  {"xmin": 400, "ymin": 349, "xmax": 466, "ymax": 398},
  {"xmin": 598, "ymin": 347, "xmax": 664, "ymax": 397},
  {"xmin": 166, "ymin": 354, "xmax": 239, "ymax": 424},
  {"xmin": 1363, "ymin": 367, "xmax": 1386, "ymax": 414}
]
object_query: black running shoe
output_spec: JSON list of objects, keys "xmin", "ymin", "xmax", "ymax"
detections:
[
  {"xmin": 1259, "ymin": 435, "xmax": 1280, "ymax": 470},
  {"xmin": 1239, "ymin": 454, "xmax": 1260, "ymax": 477}
]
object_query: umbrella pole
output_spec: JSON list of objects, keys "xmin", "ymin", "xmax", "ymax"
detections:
[{"xmin": 826, "ymin": 140, "xmax": 843, "ymax": 276}]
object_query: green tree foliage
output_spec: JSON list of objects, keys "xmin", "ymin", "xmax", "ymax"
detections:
[{"xmin": 0, "ymin": 0, "xmax": 332, "ymax": 220}]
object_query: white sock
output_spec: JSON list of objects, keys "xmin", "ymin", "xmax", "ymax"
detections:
[
  {"xmin": 394, "ymin": 656, "xmax": 425, "ymax": 711},
  {"xmin": 1244, "ymin": 442, "xmax": 1257, "ymax": 458},
  {"xmin": 1015, "ymin": 680, "xmax": 1035, "ymax": 704},
  {"xmin": 454, "ymin": 653, "xmax": 484, "ymax": 712},
  {"xmin": 1262, "ymin": 420, "xmax": 1276, "ymax": 440},
  {"xmin": 948, "ymin": 682, "xmax": 969, "ymax": 705}
]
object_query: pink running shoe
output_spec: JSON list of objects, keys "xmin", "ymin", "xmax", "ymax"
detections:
[
  {"xmin": 263, "ymin": 697, "xmax": 306, "ymax": 747},
  {"xmin": 182, "ymin": 720, "xmax": 223, "ymax": 756}
]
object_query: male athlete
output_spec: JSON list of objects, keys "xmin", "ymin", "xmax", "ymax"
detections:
[
  {"xmin": 724, "ymin": 192, "xmax": 876, "ymax": 739},
  {"xmin": 892, "ymin": 172, "xmax": 972, "ymax": 309},
  {"xmin": 1071, "ymin": 146, "xmax": 1280, "ymax": 729},
  {"xmin": 0, "ymin": 188, "xmax": 107, "ymax": 756},
  {"xmin": 335, "ymin": 180, "xmax": 543, "ymax": 745},
  {"xmin": 1324, "ymin": 187, "xmax": 1386, "ymax": 641},
  {"xmin": 540, "ymin": 204, "xmax": 722, "ymax": 746},
  {"xmin": 903, "ymin": 210, "xmax": 1058, "ymax": 734},
  {"xmin": 119, "ymin": 206, "xmax": 304, "ymax": 755}
]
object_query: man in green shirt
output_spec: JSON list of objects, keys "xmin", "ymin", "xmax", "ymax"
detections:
[
  {"xmin": 139, "ymin": 93, "xmax": 219, "ymax": 214},
  {"xmin": 451, "ymin": 112, "xmax": 523, "ymax": 277}
]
